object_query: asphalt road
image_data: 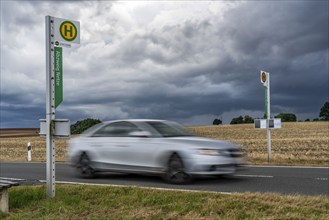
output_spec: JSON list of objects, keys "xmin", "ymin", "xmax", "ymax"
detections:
[{"xmin": 0, "ymin": 162, "xmax": 328, "ymax": 196}]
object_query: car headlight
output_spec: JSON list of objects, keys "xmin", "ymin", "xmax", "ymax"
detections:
[{"xmin": 198, "ymin": 149, "xmax": 229, "ymax": 156}]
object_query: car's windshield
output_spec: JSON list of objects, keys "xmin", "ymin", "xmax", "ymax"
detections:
[
  {"xmin": 146, "ymin": 121, "xmax": 193, "ymax": 137},
  {"xmin": 81, "ymin": 123, "xmax": 104, "ymax": 136}
]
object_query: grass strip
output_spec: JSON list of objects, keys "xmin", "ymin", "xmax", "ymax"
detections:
[{"xmin": 1, "ymin": 184, "xmax": 328, "ymax": 220}]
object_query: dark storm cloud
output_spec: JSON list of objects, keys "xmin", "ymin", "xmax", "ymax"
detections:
[{"xmin": 1, "ymin": 1, "xmax": 328, "ymax": 127}]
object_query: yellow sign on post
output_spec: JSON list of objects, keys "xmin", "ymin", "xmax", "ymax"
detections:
[
  {"xmin": 261, "ymin": 71, "xmax": 268, "ymax": 86},
  {"xmin": 60, "ymin": 21, "xmax": 78, "ymax": 42},
  {"xmin": 261, "ymin": 71, "xmax": 267, "ymax": 83},
  {"xmin": 54, "ymin": 17, "xmax": 80, "ymax": 44}
]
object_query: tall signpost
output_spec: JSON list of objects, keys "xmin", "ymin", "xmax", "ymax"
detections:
[
  {"xmin": 255, "ymin": 71, "xmax": 281, "ymax": 162},
  {"xmin": 44, "ymin": 16, "xmax": 80, "ymax": 198},
  {"xmin": 261, "ymin": 71, "xmax": 271, "ymax": 162}
]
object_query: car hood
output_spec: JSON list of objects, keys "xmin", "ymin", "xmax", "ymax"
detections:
[{"xmin": 165, "ymin": 136, "xmax": 240, "ymax": 149}]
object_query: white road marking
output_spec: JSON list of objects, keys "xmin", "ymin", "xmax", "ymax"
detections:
[
  {"xmin": 315, "ymin": 178, "xmax": 328, "ymax": 181},
  {"xmin": 235, "ymin": 174, "xmax": 274, "ymax": 178},
  {"xmin": 0, "ymin": 177, "xmax": 24, "ymax": 181},
  {"xmin": 39, "ymin": 180, "xmax": 233, "ymax": 195}
]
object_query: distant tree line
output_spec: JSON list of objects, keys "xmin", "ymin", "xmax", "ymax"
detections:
[
  {"xmin": 274, "ymin": 113, "xmax": 296, "ymax": 122},
  {"xmin": 71, "ymin": 118, "xmax": 102, "ymax": 134},
  {"xmin": 70, "ymin": 103, "xmax": 329, "ymax": 129},
  {"xmin": 230, "ymin": 115, "xmax": 254, "ymax": 124},
  {"xmin": 213, "ymin": 101, "xmax": 329, "ymax": 125}
]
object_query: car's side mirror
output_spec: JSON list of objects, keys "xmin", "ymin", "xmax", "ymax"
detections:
[{"xmin": 129, "ymin": 131, "xmax": 151, "ymax": 138}]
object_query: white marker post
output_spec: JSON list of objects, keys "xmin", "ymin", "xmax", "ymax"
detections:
[
  {"xmin": 44, "ymin": 16, "xmax": 79, "ymax": 198},
  {"xmin": 27, "ymin": 142, "xmax": 31, "ymax": 161},
  {"xmin": 261, "ymin": 71, "xmax": 271, "ymax": 162}
]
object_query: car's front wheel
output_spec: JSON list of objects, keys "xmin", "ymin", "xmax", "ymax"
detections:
[
  {"xmin": 77, "ymin": 153, "xmax": 95, "ymax": 178},
  {"xmin": 163, "ymin": 154, "xmax": 191, "ymax": 184}
]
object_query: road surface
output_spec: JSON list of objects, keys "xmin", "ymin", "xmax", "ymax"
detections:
[{"xmin": 0, "ymin": 162, "xmax": 328, "ymax": 196}]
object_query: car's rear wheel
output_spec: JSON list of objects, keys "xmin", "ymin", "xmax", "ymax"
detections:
[
  {"xmin": 163, "ymin": 154, "xmax": 191, "ymax": 184},
  {"xmin": 77, "ymin": 153, "xmax": 95, "ymax": 178}
]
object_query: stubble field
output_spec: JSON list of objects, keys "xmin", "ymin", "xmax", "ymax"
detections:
[
  {"xmin": 0, "ymin": 122, "xmax": 328, "ymax": 166},
  {"xmin": 189, "ymin": 121, "xmax": 329, "ymax": 166}
]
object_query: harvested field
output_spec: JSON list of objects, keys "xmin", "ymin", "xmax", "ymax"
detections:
[
  {"xmin": 0, "ymin": 122, "xmax": 328, "ymax": 166},
  {"xmin": 189, "ymin": 122, "xmax": 329, "ymax": 166},
  {"xmin": 0, "ymin": 128, "xmax": 39, "ymax": 138},
  {"xmin": 0, "ymin": 136, "xmax": 66, "ymax": 162}
]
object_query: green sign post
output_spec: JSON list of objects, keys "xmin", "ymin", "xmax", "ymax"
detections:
[{"xmin": 54, "ymin": 47, "xmax": 63, "ymax": 108}]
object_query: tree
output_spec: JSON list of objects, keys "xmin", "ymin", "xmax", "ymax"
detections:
[
  {"xmin": 305, "ymin": 118, "xmax": 310, "ymax": 122},
  {"xmin": 244, "ymin": 115, "xmax": 254, "ymax": 124},
  {"xmin": 313, "ymin": 118, "xmax": 319, "ymax": 121},
  {"xmin": 274, "ymin": 113, "xmax": 297, "ymax": 122},
  {"xmin": 213, "ymin": 118, "xmax": 222, "ymax": 125},
  {"xmin": 71, "ymin": 118, "xmax": 102, "ymax": 134},
  {"xmin": 319, "ymin": 102, "xmax": 329, "ymax": 121},
  {"xmin": 230, "ymin": 115, "xmax": 255, "ymax": 124},
  {"xmin": 230, "ymin": 116, "xmax": 244, "ymax": 124}
]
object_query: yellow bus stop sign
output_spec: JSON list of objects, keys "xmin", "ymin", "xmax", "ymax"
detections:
[
  {"xmin": 54, "ymin": 17, "xmax": 80, "ymax": 44},
  {"xmin": 60, "ymin": 21, "xmax": 78, "ymax": 42},
  {"xmin": 261, "ymin": 71, "xmax": 267, "ymax": 83}
]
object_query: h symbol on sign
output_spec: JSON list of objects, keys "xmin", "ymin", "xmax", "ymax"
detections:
[{"xmin": 64, "ymin": 24, "xmax": 73, "ymax": 37}]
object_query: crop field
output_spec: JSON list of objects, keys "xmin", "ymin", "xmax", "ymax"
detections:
[
  {"xmin": 189, "ymin": 122, "xmax": 329, "ymax": 166},
  {"xmin": 0, "ymin": 122, "xmax": 328, "ymax": 166}
]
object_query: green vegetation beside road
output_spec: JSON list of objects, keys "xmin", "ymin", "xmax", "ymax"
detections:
[{"xmin": 1, "ymin": 185, "xmax": 328, "ymax": 220}]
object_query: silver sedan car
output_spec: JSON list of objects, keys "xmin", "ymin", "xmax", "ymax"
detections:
[{"xmin": 67, "ymin": 119, "xmax": 245, "ymax": 184}]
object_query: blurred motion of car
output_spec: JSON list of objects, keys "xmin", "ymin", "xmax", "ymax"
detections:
[{"xmin": 67, "ymin": 119, "xmax": 246, "ymax": 184}]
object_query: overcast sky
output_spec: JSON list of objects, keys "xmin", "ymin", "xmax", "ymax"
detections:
[{"xmin": 1, "ymin": 0, "xmax": 328, "ymax": 128}]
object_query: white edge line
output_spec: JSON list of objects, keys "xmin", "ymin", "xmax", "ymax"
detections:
[
  {"xmin": 38, "ymin": 180, "xmax": 233, "ymax": 195},
  {"xmin": 0, "ymin": 177, "xmax": 25, "ymax": 181},
  {"xmin": 315, "ymin": 178, "xmax": 329, "ymax": 181},
  {"xmin": 235, "ymin": 174, "xmax": 274, "ymax": 178}
]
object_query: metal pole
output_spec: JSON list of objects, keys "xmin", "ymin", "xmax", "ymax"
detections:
[
  {"xmin": 46, "ymin": 16, "xmax": 56, "ymax": 198},
  {"xmin": 267, "ymin": 74, "xmax": 271, "ymax": 162},
  {"xmin": 265, "ymin": 89, "xmax": 267, "ymax": 119}
]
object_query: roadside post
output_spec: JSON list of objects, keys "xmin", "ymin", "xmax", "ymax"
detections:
[
  {"xmin": 40, "ymin": 16, "xmax": 80, "ymax": 198},
  {"xmin": 254, "ymin": 71, "xmax": 281, "ymax": 162},
  {"xmin": 27, "ymin": 142, "xmax": 31, "ymax": 161},
  {"xmin": 262, "ymin": 71, "xmax": 271, "ymax": 162}
]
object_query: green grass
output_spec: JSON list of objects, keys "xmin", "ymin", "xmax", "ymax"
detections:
[{"xmin": 2, "ymin": 184, "xmax": 329, "ymax": 220}]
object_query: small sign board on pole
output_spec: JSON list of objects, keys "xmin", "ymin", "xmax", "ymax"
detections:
[
  {"xmin": 255, "ymin": 118, "xmax": 282, "ymax": 129},
  {"xmin": 40, "ymin": 119, "xmax": 70, "ymax": 138},
  {"xmin": 254, "ymin": 119, "xmax": 267, "ymax": 129},
  {"xmin": 54, "ymin": 47, "xmax": 63, "ymax": 108},
  {"xmin": 269, "ymin": 118, "xmax": 282, "ymax": 129}
]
